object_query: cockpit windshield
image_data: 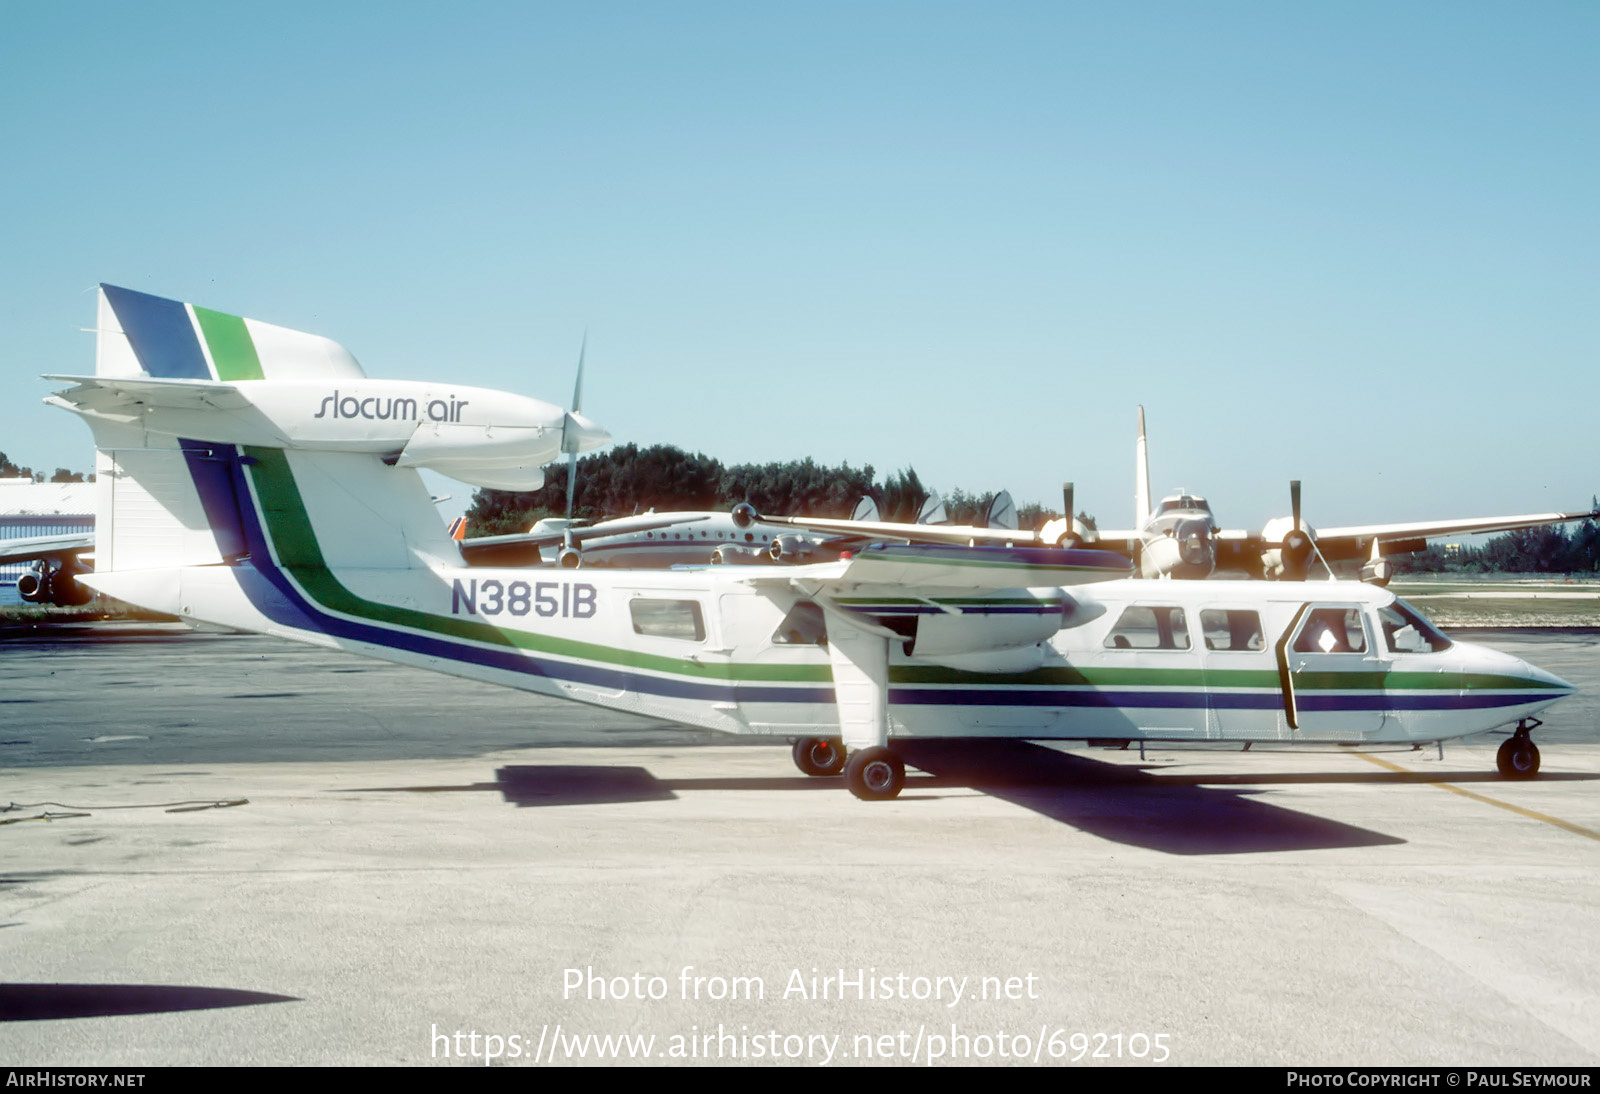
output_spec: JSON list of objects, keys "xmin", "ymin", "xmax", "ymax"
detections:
[
  {"xmin": 1155, "ymin": 495, "xmax": 1211, "ymax": 516},
  {"xmin": 1378, "ymin": 598, "xmax": 1452, "ymax": 654}
]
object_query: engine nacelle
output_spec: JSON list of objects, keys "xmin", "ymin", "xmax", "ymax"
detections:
[
  {"xmin": 711, "ymin": 544, "xmax": 769, "ymax": 565},
  {"xmin": 1259, "ymin": 516, "xmax": 1318, "ymax": 580},
  {"xmin": 557, "ymin": 546, "xmax": 583, "ymax": 568},
  {"xmin": 1360, "ymin": 557, "xmax": 1394, "ymax": 586},
  {"xmin": 838, "ymin": 590, "xmax": 1068, "ymax": 659},
  {"xmin": 1039, "ymin": 516, "xmax": 1094, "ymax": 548},
  {"xmin": 1142, "ymin": 518, "xmax": 1216, "ymax": 579},
  {"xmin": 16, "ymin": 561, "xmax": 95, "ymax": 606},
  {"xmin": 731, "ymin": 502, "xmax": 757, "ymax": 530},
  {"xmin": 770, "ymin": 534, "xmax": 829, "ymax": 563}
]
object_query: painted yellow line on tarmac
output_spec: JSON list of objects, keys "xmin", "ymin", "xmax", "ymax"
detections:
[{"xmin": 1352, "ymin": 752, "xmax": 1600, "ymax": 842}]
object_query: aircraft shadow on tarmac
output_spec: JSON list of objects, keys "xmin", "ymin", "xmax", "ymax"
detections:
[
  {"xmin": 337, "ymin": 741, "xmax": 1549, "ymax": 854},
  {"xmin": 0, "ymin": 983, "xmax": 299, "ymax": 1022}
]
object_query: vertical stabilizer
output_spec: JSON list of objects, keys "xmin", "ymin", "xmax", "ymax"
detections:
[
  {"xmin": 73, "ymin": 287, "xmax": 391, "ymax": 576},
  {"xmin": 96, "ymin": 284, "xmax": 366, "ymax": 382}
]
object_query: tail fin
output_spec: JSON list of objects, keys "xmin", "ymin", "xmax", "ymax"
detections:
[
  {"xmin": 96, "ymin": 284, "xmax": 365, "ymax": 381},
  {"xmin": 63, "ymin": 287, "xmax": 406, "ymax": 579},
  {"xmin": 850, "ymin": 496, "xmax": 880, "ymax": 523},
  {"xmin": 984, "ymin": 489, "xmax": 1017, "ymax": 531},
  {"xmin": 448, "ymin": 516, "xmax": 468, "ymax": 541}
]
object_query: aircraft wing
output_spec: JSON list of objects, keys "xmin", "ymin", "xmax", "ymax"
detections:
[
  {"xmin": 1204, "ymin": 509, "xmax": 1599, "ymax": 566},
  {"xmin": 1309, "ymin": 510, "xmax": 1600, "ymax": 561},
  {"xmin": 752, "ymin": 512, "xmax": 1039, "ymax": 545},
  {"xmin": 807, "ymin": 543, "xmax": 1132, "ymax": 588},
  {"xmin": 0, "ymin": 531, "xmax": 95, "ymax": 567},
  {"xmin": 456, "ymin": 513, "xmax": 713, "ymax": 564}
]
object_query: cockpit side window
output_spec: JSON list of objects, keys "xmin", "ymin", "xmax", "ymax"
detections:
[
  {"xmin": 1378, "ymin": 599, "xmax": 1452, "ymax": 653},
  {"xmin": 1200, "ymin": 609, "xmax": 1264, "ymax": 651},
  {"xmin": 1292, "ymin": 607, "xmax": 1368, "ymax": 654},
  {"xmin": 1104, "ymin": 606, "xmax": 1191, "ymax": 650}
]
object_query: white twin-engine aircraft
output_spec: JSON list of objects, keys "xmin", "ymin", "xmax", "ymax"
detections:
[{"xmin": 48, "ymin": 287, "xmax": 1573, "ymax": 800}]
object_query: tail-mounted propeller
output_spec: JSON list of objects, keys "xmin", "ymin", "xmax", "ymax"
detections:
[{"xmin": 561, "ymin": 333, "xmax": 588, "ymax": 521}]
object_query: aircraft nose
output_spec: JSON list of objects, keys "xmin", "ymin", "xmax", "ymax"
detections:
[
  {"xmin": 1531, "ymin": 664, "xmax": 1577, "ymax": 693},
  {"xmin": 1176, "ymin": 519, "xmax": 1214, "ymax": 565},
  {"xmin": 1480, "ymin": 646, "xmax": 1576, "ymax": 696}
]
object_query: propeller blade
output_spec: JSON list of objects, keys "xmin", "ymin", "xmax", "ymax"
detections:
[
  {"xmin": 1062, "ymin": 482, "xmax": 1074, "ymax": 529},
  {"xmin": 571, "ymin": 331, "xmax": 587, "ymax": 416},
  {"xmin": 1290, "ymin": 480, "xmax": 1302, "ymax": 533},
  {"xmin": 563, "ymin": 333, "xmax": 588, "ymax": 521}
]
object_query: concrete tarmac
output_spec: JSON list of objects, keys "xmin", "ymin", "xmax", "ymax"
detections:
[{"xmin": 3, "ymin": 624, "xmax": 1598, "ymax": 1066}]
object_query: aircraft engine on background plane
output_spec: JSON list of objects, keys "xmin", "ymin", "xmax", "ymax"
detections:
[
  {"xmin": 709, "ymin": 544, "xmax": 769, "ymax": 565},
  {"xmin": 1038, "ymin": 483, "xmax": 1095, "ymax": 548},
  {"xmin": 1258, "ymin": 515, "xmax": 1317, "ymax": 581},
  {"xmin": 16, "ymin": 559, "xmax": 94, "ymax": 607},
  {"xmin": 769, "ymin": 534, "xmax": 832, "ymax": 563},
  {"xmin": 1258, "ymin": 481, "xmax": 1319, "ymax": 581},
  {"xmin": 1143, "ymin": 516, "xmax": 1216, "ymax": 580}
]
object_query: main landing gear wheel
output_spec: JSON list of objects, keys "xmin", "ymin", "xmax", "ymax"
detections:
[
  {"xmin": 844, "ymin": 747, "xmax": 905, "ymax": 801},
  {"xmin": 792, "ymin": 737, "xmax": 846, "ymax": 777},
  {"xmin": 1497, "ymin": 735, "xmax": 1541, "ymax": 779}
]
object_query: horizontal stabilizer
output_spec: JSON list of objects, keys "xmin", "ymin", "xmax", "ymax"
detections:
[{"xmin": 45, "ymin": 374, "xmax": 252, "ymax": 413}]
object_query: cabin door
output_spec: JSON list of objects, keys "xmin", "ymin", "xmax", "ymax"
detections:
[{"xmin": 1278, "ymin": 604, "xmax": 1389, "ymax": 739}]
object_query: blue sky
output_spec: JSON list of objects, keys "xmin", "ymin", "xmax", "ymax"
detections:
[{"xmin": 2, "ymin": 2, "xmax": 1595, "ymax": 532}]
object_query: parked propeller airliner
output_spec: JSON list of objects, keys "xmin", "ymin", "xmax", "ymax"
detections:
[
  {"xmin": 46, "ymin": 287, "xmax": 1574, "ymax": 800},
  {"xmin": 743, "ymin": 405, "xmax": 1599, "ymax": 586},
  {"xmin": 453, "ymin": 489, "xmax": 979, "ymax": 569}
]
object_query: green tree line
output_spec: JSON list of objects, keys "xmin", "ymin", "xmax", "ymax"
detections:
[
  {"xmin": 1396, "ymin": 510, "xmax": 1600, "ymax": 576},
  {"xmin": 0, "ymin": 451, "xmax": 89, "ymax": 483},
  {"xmin": 463, "ymin": 443, "xmax": 1076, "ymax": 537}
]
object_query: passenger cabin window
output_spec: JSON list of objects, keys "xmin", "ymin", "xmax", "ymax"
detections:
[
  {"xmin": 630, "ymin": 598, "xmax": 706, "ymax": 641},
  {"xmin": 1378, "ymin": 600, "xmax": 1451, "ymax": 653},
  {"xmin": 1104, "ymin": 606, "xmax": 1190, "ymax": 650},
  {"xmin": 1293, "ymin": 607, "xmax": 1367, "ymax": 654},
  {"xmin": 1200, "ymin": 609, "xmax": 1264, "ymax": 651}
]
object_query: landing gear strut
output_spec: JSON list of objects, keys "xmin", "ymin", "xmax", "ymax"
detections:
[
  {"xmin": 792, "ymin": 737, "xmax": 846, "ymax": 777},
  {"xmin": 1496, "ymin": 718, "xmax": 1542, "ymax": 779}
]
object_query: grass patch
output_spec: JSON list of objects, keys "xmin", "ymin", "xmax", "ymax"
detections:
[{"xmin": 0, "ymin": 601, "xmax": 180, "ymax": 630}]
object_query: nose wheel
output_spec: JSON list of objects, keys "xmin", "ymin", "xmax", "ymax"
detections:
[{"xmin": 1496, "ymin": 719, "xmax": 1541, "ymax": 779}]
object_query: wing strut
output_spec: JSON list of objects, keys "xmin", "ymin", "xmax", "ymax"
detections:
[{"xmin": 820, "ymin": 606, "xmax": 892, "ymax": 752}]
